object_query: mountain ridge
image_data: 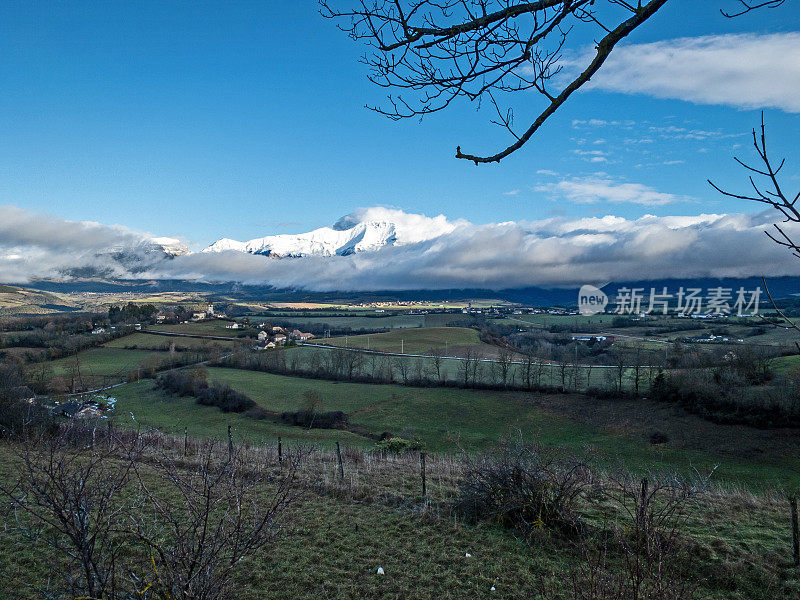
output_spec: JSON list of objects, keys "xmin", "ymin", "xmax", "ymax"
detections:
[{"xmin": 202, "ymin": 210, "xmax": 456, "ymax": 257}]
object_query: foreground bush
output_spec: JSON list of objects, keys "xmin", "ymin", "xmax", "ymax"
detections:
[
  {"xmin": 454, "ymin": 441, "xmax": 591, "ymax": 535},
  {"xmin": 374, "ymin": 436, "xmax": 423, "ymax": 454}
]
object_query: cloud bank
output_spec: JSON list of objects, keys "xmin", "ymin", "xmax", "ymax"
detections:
[
  {"xmin": 1, "ymin": 205, "xmax": 799, "ymax": 290},
  {"xmin": 579, "ymin": 32, "xmax": 800, "ymax": 113}
]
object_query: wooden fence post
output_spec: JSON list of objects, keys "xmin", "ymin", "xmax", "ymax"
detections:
[
  {"xmin": 420, "ymin": 452, "xmax": 427, "ymax": 498},
  {"xmin": 336, "ymin": 442, "xmax": 344, "ymax": 480},
  {"xmin": 791, "ymin": 496, "xmax": 799, "ymax": 567}
]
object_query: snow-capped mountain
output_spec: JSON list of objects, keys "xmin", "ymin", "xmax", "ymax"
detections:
[
  {"xmin": 150, "ymin": 237, "xmax": 190, "ymax": 257},
  {"xmin": 202, "ymin": 208, "xmax": 457, "ymax": 258}
]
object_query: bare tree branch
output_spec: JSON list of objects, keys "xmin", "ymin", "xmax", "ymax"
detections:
[
  {"xmin": 321, "ymin": 0, "xmax": 671, "ymax": 163},
  {"xmin": 708, "ymin": 113, "xmax": 800, "ymax": 254},
  {"xmin": 322, "ymin": 0, "xmax": 791, "ymax": 162},
  {"xmin": 710, "ymin": 116, "xmax": 800, "ymax": 334},
  {"xmin": 721, "ymin": 0, "xmax": 787, "ymax": 17}
]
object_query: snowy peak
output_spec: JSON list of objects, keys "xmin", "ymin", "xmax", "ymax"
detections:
[
  {"xmin": 202, "ymin": 209, "xmax": 454, "ymax": 258},
  {"xmin": 150, "ymin": 237, "xmax": 190, "ymax": 256},
  {"xmin": 204, "ymin": 222, "xmax": 397, "ymax": 257}
]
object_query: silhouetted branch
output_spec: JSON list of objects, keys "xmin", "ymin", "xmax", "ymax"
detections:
[
  {"xmin": 721, "ymin": 0, "xmax": 787, "ymax": 17},
  {"xmin": 321, "ymin": 0, "xmax": 670, "ymax": 163},
  {"xmin": 708, "ymin": 114, "xmax": 800, "ymax": 252}
]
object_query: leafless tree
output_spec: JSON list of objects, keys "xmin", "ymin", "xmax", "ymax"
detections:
[
  {"xmin": 709, "ymin": 114, "xmax": 800, "ymax": 333},
  {"xmin": 429, "ymin": 346, "xmax": 444, "ymax": 380},
  {"xmin": 1, "ymin": 426, "xmax": 296, "ymax": 600},
  {"xmin": 630, "ymin": 344, "xmax": 643, "ymax": 394},
  {"xmin": 569, "ymin": 473, "xmax": 703, "ymax": 600},
  {"xmin": 412, "ymin": 356, "xmax": 426, "ymax": 381},
  {"xmin": 320, "ymin": 1, "xmax": 787, "ymax": 163},
  {"xmin": 709, "ymin": 114, "xmax": 800, "ymax": 261},
  {"xmin": 458, "ymin": 348, "xmax": 475, "ymax": 386},
  {"xmin": 394, "ymin": 355, "xmax": 411, "ymax": 383},
  {"xmin": 496, "ymin": 346, "xmax": 515, "ymax": 387},
  {"xmin": 0, "ymin": 424, "xmax": 146, "ymax": 599},
  {"xmin": 605, "ymin": 348, "xmax": 627, "ymax": 394},
  {"xmin": 521, "ymin": 349, "xmax": 535, "ymax": 389},
  {"xmin": 130, "ymin": 443, "xmax": 295, "ymax": 600},
  {"xmin": 471, "ymin": 350, "xmax": 484, "ymax": 385},
  {"xmin": 301, "ymin": 389, "xmax": 324, "ymax": 429},
  {"xmin": 344, "ymin": 348, "xmax": 366, "ymax": 378},
  {"xmin": 368, "ymin": 351, "xmax": 382, "ymax": 378}
]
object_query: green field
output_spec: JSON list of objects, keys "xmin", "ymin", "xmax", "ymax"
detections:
[
  {"xmin": 324, "ymin": 327, "xmax": 482, "ymax": 354},
  {"xmin": 149, "ymin": 320, "xmax": 248, "ymax": 336},
  {"xmin": 263, "ymin": 314, "xmax": 426, "ymax": 330},
  {"xmin": 105, "ymin": 332, "xmax": 239, "ymax": 350},
  {"xmin": 48, "ymin": 347, "xmax": 171, "ymax": 386},
  {"xmin": 108, "ymin": 367, "xmax": 800, "ymax": 490}
]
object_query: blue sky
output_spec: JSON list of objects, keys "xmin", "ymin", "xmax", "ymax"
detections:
[{"xmin": 1, "ymin": 1, "xmax": 799, "ymax": 250}]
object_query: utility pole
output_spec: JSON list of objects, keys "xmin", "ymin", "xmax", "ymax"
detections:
[{"xmin": 401, "ymin": 339, "xmax": 404, "ymax": 354}]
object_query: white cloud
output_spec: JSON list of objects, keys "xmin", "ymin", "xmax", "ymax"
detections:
[
  {"xmin": 582, "ymin": 33, "xmax": 800, "ymax": 113},
  {"xmin": 1, "ymin": 206, "xmax": 799, "ymax": 291},
  {"xmin": 535, "ymin": 175, "xmax": 686, "ymax": 206}
]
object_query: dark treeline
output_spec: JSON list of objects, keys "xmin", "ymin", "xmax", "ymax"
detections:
[
  {"xmin": 279, "ymin": 409, "xmax": 349, "ymax": 429},
  {"xmin": 0, "ymin": 362, "xmax": 54, "ymax": 438},
  {"xmin": 0, "ymin": 313, "xmax": 101, "ymax": 333},
  {"xmin": 650, "ymin": 346, "xmax": 800, "ymax": 428},
  {"xmin": 0, "ymin": 313, "xmax": 135, "ymax": 363},
  {"xmin": 216, "ymin": 346, "xmax": 566, "ymax": 395},
  {"xmin": 155, "ymin": 367, "xmax": 258, "ymax": 415},
  {"xmin": 108, "ymin": 302, "xmax": 157, "ymax": 323},
  {"xmin": 217, "ymin": 340, "xmax": 800, "ymax": 429}
]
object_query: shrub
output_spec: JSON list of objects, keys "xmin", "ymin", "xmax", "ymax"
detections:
[
  {"xmin": 649, "ymin": 430, "xmax": 670, "ymax": 445},
  {"xmin": 156, "ymin": 369, "xmax": 256, "ymax": 414},
  {"xmin": 454, "ymin": 441, "xmax": 591, "ymax": 535},
  {"xmin": 196, "ymin": 382, "xmax": 255, "ymax": 413},
  {"xmin": 279, "ymin": 409, "xmax": 349, "ymax": 429},
  {"xmin": 374, "ymin": 436, "xmax": 423, "ymax": 454},
  {"xmin": 244, "ymin": 406, "xmax": 270, "ymax": 420}
]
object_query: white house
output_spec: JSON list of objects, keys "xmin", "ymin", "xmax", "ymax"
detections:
[
  {"xmin": 257, "ymin": 330, "xmax": 269, "ymax": 342},
  {"xmin": 290, "ymin": 329, "xmax": 315, "ymax": 342}
]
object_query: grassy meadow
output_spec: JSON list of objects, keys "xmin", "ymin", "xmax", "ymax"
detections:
[
  {"xmin": 107, "ymin": 367, "xmax": 800, "ymax": 491},
  {"xmin": 5, "ymin": 316, "xmax": 800, "ymax": 599},
  {"xmin": 323, "ymin": 327, "xmax": 482, "ymax": 354}
]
